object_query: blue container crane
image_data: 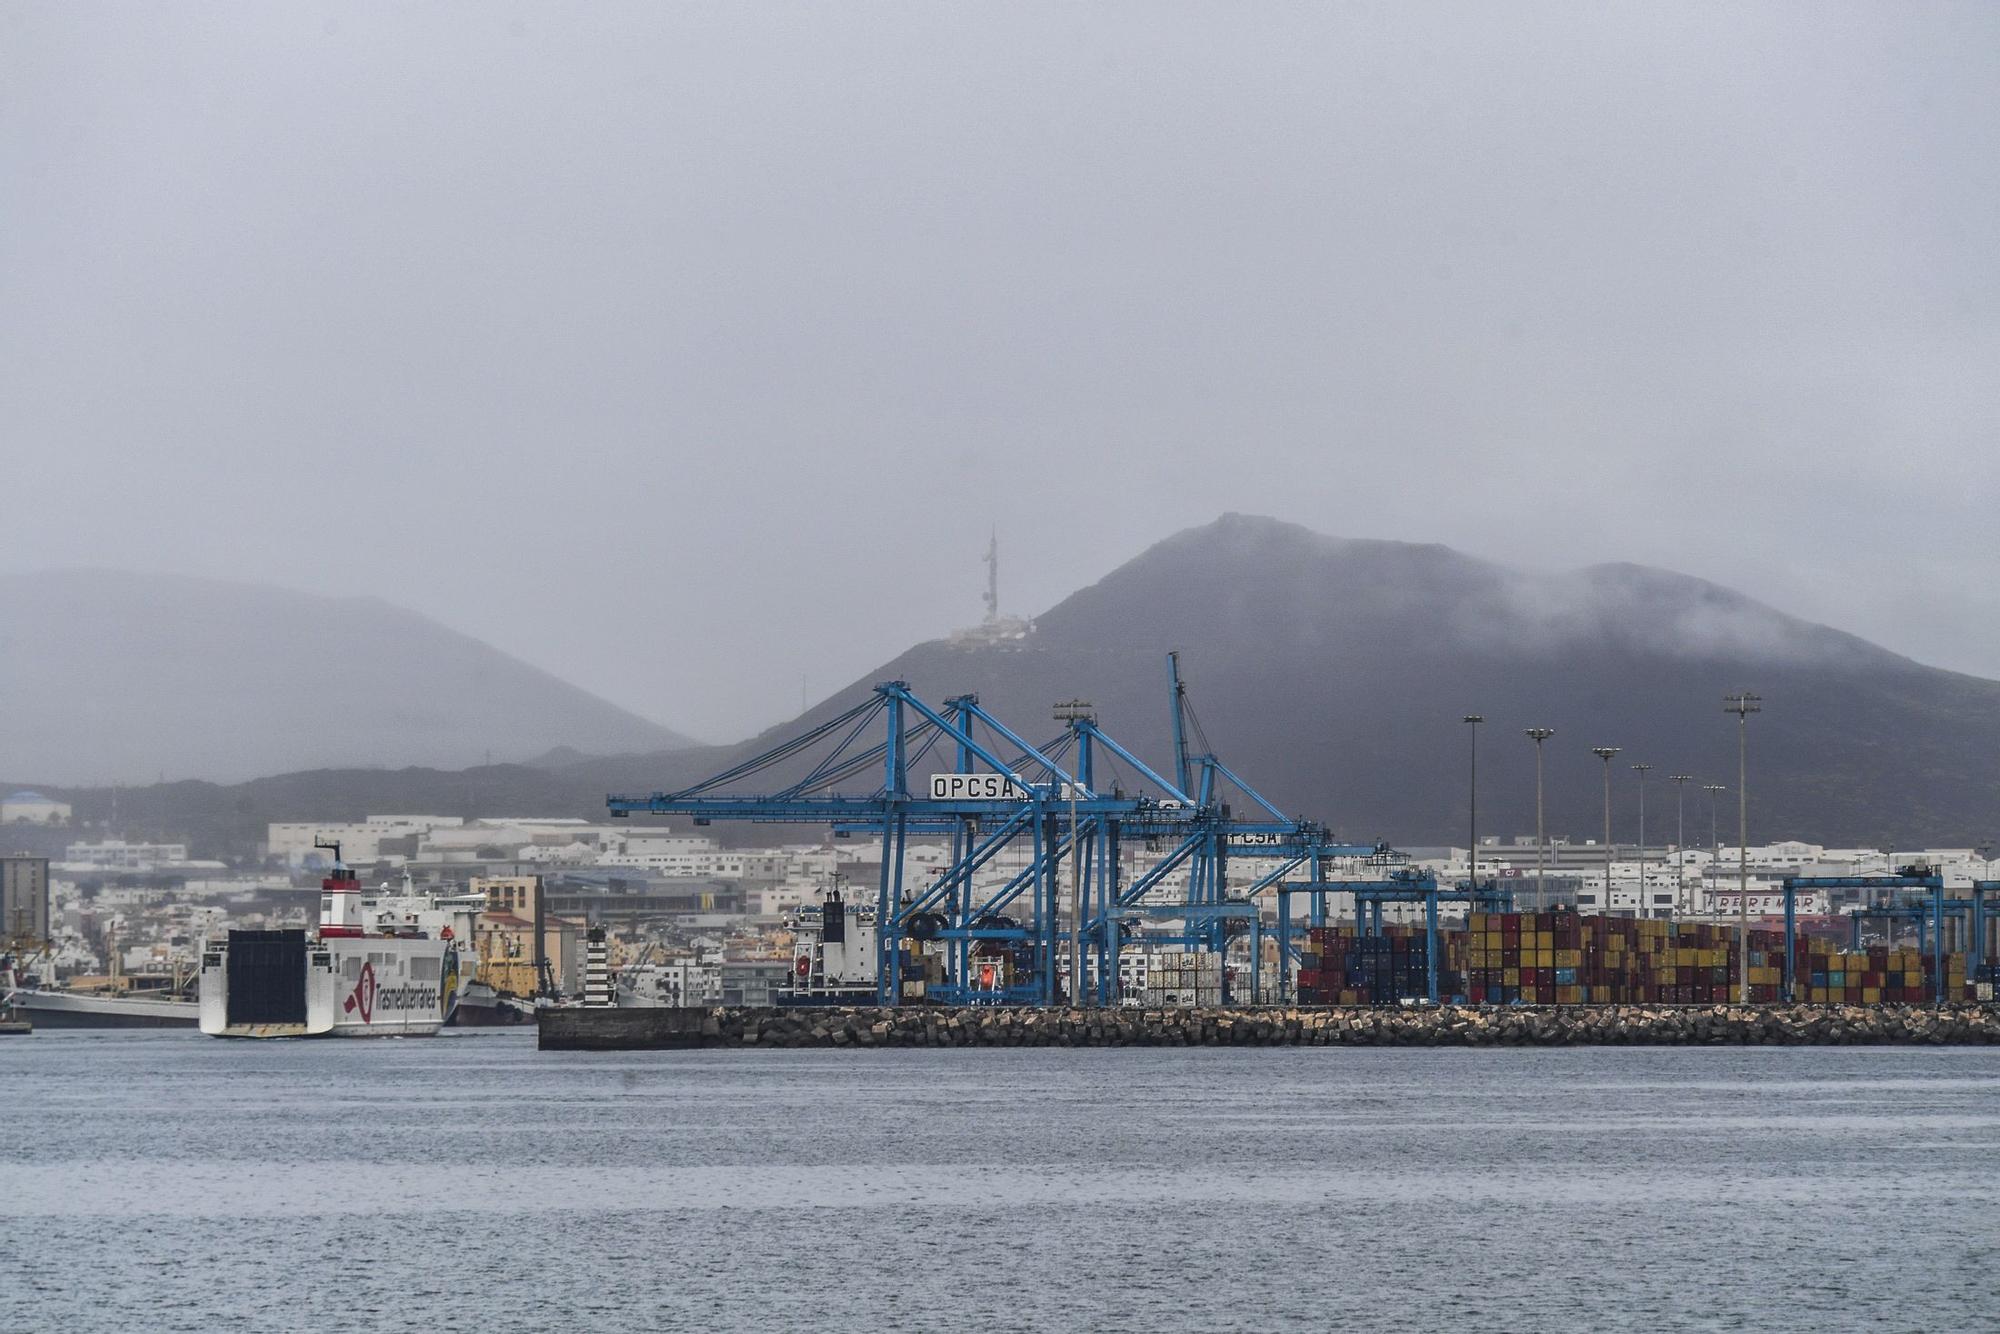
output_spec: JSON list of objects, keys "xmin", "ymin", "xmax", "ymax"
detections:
[
  {"xmin": 1775, "ymin": 870, "xmax": 1972, "ymax": 1004},
  {"xmin": 1272, "ymin": 868, "xmax": 1512, "ymax": 1004},
  {"xmin": 608, "ymin": 681, "xmax": 1184, "ymax": 1004}
]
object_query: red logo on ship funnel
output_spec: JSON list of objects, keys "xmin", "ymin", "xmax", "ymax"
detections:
[{"xmin": 343, "ymin": 961, "xmax": 377, "ymax": 1024}]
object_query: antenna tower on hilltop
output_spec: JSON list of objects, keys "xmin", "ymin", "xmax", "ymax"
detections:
[
  {"xmin": 951, "ymin": 528, "xmax": 1034, "ymax": 646},
  {"xmin": 983, "ymin": 529, "xmax": 999, "ymax": 623}
]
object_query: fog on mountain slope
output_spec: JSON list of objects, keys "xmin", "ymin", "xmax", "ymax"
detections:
[{"xmin": 0, "ymin": 570, "xmax": 695, "ymax": 785}]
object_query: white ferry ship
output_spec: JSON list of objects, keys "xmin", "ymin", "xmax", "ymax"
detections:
[{"xmin": 199, "ymin": 843, "xmax": 480, "ymax": 1038}]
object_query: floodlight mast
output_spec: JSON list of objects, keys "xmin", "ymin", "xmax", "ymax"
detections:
[
  {"xmin": 1525, "ymin": 729, "xmax": 1556, "ymax": 910},
  {"xmin": 1592, "ymin": 747, "xmax": 1621, "ymax": 912},
  {"xmin": 1631, "ymin": 763, "xmax": 1653, "ymax": 917},
  {"xmin": 1669, "ymin": 775, "xmax": 1693, "ymax": 916},
  {"xmin": 1724, "ymin": 692, "xmax": 1762, "ymax": 1003},
  {"xmin": 1463, "ymin": 715, "xmax": 1484, "ymax": 889}
]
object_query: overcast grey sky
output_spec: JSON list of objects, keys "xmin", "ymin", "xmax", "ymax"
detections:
[{"xmin": 4, "ymin": 3, "xmax": 1996, "ymax": 743}]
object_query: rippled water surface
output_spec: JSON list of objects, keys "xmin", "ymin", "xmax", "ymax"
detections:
[{"xmin": 3, "ymin": 1031, "xmax": 1997, "ymax": 1331}]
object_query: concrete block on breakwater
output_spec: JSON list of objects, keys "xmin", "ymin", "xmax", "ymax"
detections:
[{"xmin": 537, "ymin": 1003, "xmax": 2000, "ymax": 1051}]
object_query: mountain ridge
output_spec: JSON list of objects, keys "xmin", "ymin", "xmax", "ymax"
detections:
[
  {"xmin": 22, "ymin": 516, "xmax": 2000, "ymax": 853},
  {"xmin": 774, "ymin": 514, "xmax": 1999, "ymax": 848},
  {"xmin": 0, "ymin": 567, "xmax": 697, "ymax": 784}
]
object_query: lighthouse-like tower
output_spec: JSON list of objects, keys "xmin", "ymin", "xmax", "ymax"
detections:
[{"xmin": 314, "ymin": 838, "xmax": 365, "ymax": 936}]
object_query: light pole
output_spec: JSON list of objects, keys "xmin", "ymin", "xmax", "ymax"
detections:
[
  {"xmin": 1592, "ymin": 747, "xmax": 1621, "ymax": 915},
  {"xmin": 1054, "ymin": 699, "xmax": 1094, "ymax": 1007},
  {"xmin": 1631, "ymin": 763, "xmax": 1653, "ymax": 919},
  {"xmin": 1669, "ymin": 775, "xmax": 1693, "ymax": 917},
  {"xmin": 1703, "ymin": 783, "xmax": 1727, "ymax": 915},
  {"xmin": 1977, "ymin": 844, "xmax": 1995, "ymax": 961},
  {"xmin": 1526, "ymin": 728, "xmax": 1556, "ymax": 912},
  {"xmin": 1464, "ymin": 715, "xmax": 1484, "ymax": 891},
  {"xmin": 1724, "ymin": 692, "xmax": 1761, "ymax": 1004}
]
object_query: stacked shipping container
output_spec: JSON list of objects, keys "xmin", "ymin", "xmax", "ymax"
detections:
[
  {"xmin": 1295, "ymin": 911, "xmax": 1982, "ymax": 1006},
  {"xmin": 1794, "ymin": 937, "xmax": 1967, "ymax": 1004},
  {"xmin": 897, "ymin": 947, "xmax": 947, "ymax": 1001},
  {"xmin": 1146, "ymin": 950, "xmax": 1223, "ymax": 1007},
  {"xmin": 1465, "ymin": 913, "xmax": 1771, "ymax": 1004},
  {"xmin": 1296, "ymin": 925, "xmax": 1462, "ymax": 1006}
]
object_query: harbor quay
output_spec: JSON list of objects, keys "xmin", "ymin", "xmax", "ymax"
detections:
[{"xmin": 539, "ymin": 1001, "xmax": 2000, "ymax": 1051}]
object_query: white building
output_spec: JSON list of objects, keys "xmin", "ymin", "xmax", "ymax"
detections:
[
  {"xmin": 413, "ymin": 820, "xmax": 630, "ymax": 865},
  {"xmin": 267, "ymin": 815, "xmax": 464, "ymax": 866},
  {"xmin": 596, "ymin": 848, "xmax": 788, "ymax": 878},
  {"xmin": 750, "ymin": 882, "xmax": 821, "ymax": 916},
  {"xmin": 616, "ymin": 832, "xmax": 718, "ymax": 858},
  {"xmin": 623, "ymin": 957, "xmax": 723, "ymax": 1005},
  {"xmin": 61, "ymin": 840, "xmax": 192, "ymax": 870}
]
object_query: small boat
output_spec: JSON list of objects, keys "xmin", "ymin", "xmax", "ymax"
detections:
[
  {"xmin": 450, "ymin": 979, "xmax": 536, "ymax": 1026},
  {"xmin": 199, "ymin": 841, "xmax": 480, "ymax": 1038}
]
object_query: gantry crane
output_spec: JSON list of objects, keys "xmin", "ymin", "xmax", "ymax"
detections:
[
  {"xmin": 1774, "ymin": 868, "xmax": 2000, "ymax": 1003},
  {"xmin": 608, "ymin": 655, "xmax": 1392, "ymax": 1006}
]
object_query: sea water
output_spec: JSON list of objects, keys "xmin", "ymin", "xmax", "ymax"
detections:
[{"xmin": 2, "ymin": 1031, "xmax": 1996, "ymax": 1331}]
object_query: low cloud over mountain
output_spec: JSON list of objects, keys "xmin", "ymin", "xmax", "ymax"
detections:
[
  {"xmin": 775, "ymin": 515, "xmax": 2000, "ymax": 849},
  {"xmin": 0, "ymin": 570, "xmax": 693, "ymax": 785}
]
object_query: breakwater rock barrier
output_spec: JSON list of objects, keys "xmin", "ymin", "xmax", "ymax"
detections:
[{"xmin": 538, "ymin": 1002, "xmax": 2000, "ymax": 1051}]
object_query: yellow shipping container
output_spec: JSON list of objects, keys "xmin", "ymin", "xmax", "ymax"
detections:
[
  {"xmin": 1503, "ymin": 969, "xmax": 1519, "ymax": 987},
  {"xmin": 1862, "ymin": 987, "xmax": 1881, "ymax": 1004}
]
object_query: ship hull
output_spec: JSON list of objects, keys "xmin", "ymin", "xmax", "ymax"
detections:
[
  {"xmin": 4, "ymin": 990, "xmax": 200, "ymax": 1029},
  {"xmin": 200, "ymin": 929, "xmax": 470, "ymax": 1038},
  {"xmin": 775, "ymin": 988, "xmax": 880, "ymax": 1008},
  {"xmin": 450, "ymin": 982, "xmax": 534, "ymax": 1026}
]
